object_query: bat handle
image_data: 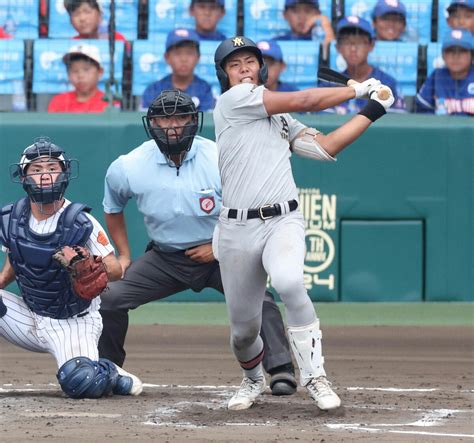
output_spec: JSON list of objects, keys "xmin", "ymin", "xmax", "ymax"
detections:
[{"xmin": 347, "ymin": 79, "xmax": 391, "ymax": 100}]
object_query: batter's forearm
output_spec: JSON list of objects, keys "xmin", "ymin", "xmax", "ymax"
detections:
[
  {"xmin": 0, "ymin": 256, "xmax": 15, "ymax": 289},
  {"xmin": 104, "ymin": 212, "xmax": 131, "ymax": 259}
]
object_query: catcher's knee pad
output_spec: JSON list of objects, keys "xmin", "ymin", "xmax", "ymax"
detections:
[{"xmin": 57, "ymin": 357, "xmax": 119, "ymax": 399}]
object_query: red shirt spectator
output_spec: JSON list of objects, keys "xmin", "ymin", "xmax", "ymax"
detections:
[{"xmin": 48, "ymin": 89, "xmax": 115, "ymax": 112}]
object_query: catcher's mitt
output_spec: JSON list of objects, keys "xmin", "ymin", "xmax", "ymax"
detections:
[{"xmin": 53, "ymin": 245, "xmax": 108, "ymax": 301}]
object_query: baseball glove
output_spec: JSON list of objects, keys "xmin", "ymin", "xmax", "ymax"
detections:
[{"xmin": 53, "ymin": 245, "xmax": 108, "ymax": 300}]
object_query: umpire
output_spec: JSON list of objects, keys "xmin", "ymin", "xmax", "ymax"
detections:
[{"xmin": 98, "ymin": 89, "xmax": 297, "ymax": 395}]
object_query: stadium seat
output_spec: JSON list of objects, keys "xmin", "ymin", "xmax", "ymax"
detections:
[
  {"xmin": 0, "ymin": 39, "xmax": 26, "ymax": 111},
  {"xmin": 344, "ymin": 0, "xmax": 433, "ymax": 43},
  {"xmin": 244, "ymin": 0, "xmax": 332, "ymax": 41},
  {"xmin": 32, "ymin": 39, "xmax": 125, "ymax": 110},
  {"xmin": 148, "ymin": 0, "xmax": 237, "ymax": 39},
  {"xmin": 278, "ymin": 40, "xmax": 320, "ymax": 90},
  {"xmin": 437, "ymin": 0, "xmax": 452, "ymax": 42},
  {"xmin": 426, "ymin": 42, "xmax": 444, "ymax": 76},
  {"xmin": 48, "ymin": 0, "xmax": 138, "ymax": 40},
  {"xmin": 329, "ymin": 41, "xmax": 418, "ymax": 96},
  {"xmin": 195, "ymin": 40, "xmax": 222, "ymax": 98},
  {"xmin": 0, "ymin": 0, "xmax": 39, "ymax": 39}
]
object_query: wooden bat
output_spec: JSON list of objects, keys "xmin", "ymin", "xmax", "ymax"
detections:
[{"xmin": 317, "ymin": 67, "xmax": 391, "ymax": 100}]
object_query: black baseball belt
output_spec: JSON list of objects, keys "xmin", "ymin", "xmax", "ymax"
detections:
[{"xmin": 227, "ymin": 200, "xmax": 298, "ymax": 221}]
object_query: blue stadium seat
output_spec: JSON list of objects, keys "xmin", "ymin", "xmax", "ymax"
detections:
[
  {"xmin": 426, "ymin": 43, "xmax": 444, "ymax": 76},
  {"xmin": 329, "ymin": 41, "xmax": 418, "ymax": 96},
  {"xmin": 133, "ymin": 38, "xmax": 221, "ymax": 104},
  {"xmin": 48, "ymin": 0, "xmax": 138, "ymax": 40},
  {"xmin": 437, "ymin": 0, "xmax": 451, "ymax": 42},
  {"xmin": 0, "ymin": 0, "xmax": 39, "ymax": 39},
  {"xmin": 278, "ymin": 41, "xmax": 320, "ymax": 89},
  {"xmin": 0, "ymin": 39, "xmax": 26, "ymax": 111},
  {"xmin": 148, "ymin": 0, "xmax": 237, "ymax": 39},
  {"xmin": 244, "ymin": 0, "xmax": 332, "ymax": 41},
  {"xmin": 32, "ymin": 39, "xmax": 125, "ymax": 94},
  {"xmin": 344, "ymin": 0, "xmax": 433, "ymax": 43}
]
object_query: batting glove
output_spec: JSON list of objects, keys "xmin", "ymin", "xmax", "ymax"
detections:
[
  {"xmin": 350, "ymin": 78, "xmax": 381, "ymax": 99},
  {"xmin": 369, "ymin": 84, "xmax": 395, "ymax": 110}
]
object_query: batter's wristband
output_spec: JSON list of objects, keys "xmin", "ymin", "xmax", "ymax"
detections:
[{"xmin": 358, "ymin": 99, "xmax": 386, "ymax": 122}]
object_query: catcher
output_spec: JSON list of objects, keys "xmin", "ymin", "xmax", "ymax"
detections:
[{"xmin": 0, "ymin": 137, "xmax": 143, "ymax": 399}]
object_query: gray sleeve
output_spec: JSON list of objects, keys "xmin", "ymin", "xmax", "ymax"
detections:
[
  {"xmin": 286, "ymin": 113, "xmax": 309, "ymax": 143},
  {"xmin": 218, "ymin": 84, "xmax": 268, "ymax": 125}
]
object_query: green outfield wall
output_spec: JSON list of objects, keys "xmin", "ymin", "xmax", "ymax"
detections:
[{"xmin": 0, "ymin": 113, "xmax": 472, "ymax": 302}]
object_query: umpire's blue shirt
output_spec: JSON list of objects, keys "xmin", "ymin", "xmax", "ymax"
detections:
[{"xmin": 103, "ymin": 136, "xmax": 221, "ymax": 252}]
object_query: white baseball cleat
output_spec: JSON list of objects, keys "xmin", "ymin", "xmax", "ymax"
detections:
[
  {"xmin": 306, "ymin": 376, "xmax": 341, "ymax": 410},
  {"xmin": 115, "ymin": 365, "xmax": 143, "ymax": 396},
  {"xmin": 228, "ymin": 376, "xmax": 267, "ymax": 410}
]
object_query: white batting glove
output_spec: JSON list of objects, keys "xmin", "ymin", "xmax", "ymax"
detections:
[
  {"xmin": 369, "ymin": 84, "xmax": 395, "ymax": 110},
  {"xmin": 349, "ymin": 78, "xmax": 381, "ymax": 99}
]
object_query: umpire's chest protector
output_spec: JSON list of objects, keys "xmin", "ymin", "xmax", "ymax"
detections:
[{"xmin": 0, "ymin": 197, "xmax": 94, "ymax": 319}]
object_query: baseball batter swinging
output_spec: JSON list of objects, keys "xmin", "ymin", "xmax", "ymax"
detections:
[
  {"xmin": 0, "ymin": 137, "xmax": 143, "ymax": 399},
  {"xmin": 212, "ymin": 36, "xmax": 395, "ymax": 410}
]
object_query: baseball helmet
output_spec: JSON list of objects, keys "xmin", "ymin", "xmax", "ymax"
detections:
[
  {"xmin": 142, "ymin": 89, "xmax": 202, "ymax": 164},
  {"xmin": 214, "ymin": 36, "xmax": 268, "ymax": 92},
  {"xmin": 10, "ymin": 136, "xmax": 76, "ymax": 204}
]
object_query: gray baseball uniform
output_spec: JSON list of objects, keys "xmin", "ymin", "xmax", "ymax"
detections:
[{"xmin": 213, "ymin": 83, "xmax": 318, "ymax": 366}]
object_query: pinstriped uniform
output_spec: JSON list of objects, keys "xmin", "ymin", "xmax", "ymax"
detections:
[{"xmin": 0, "ymin": 200, "xmax": 114, "ymax": 367}]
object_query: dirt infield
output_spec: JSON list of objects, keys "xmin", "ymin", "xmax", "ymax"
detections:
[{"xmin": 1, "ymin": 325, "xmax": 473, "ymax": 442}]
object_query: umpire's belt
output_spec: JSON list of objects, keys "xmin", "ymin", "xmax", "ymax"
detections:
[{"xmin": 228, "ymin": 200, "xmax": 298, "ymax": 220}]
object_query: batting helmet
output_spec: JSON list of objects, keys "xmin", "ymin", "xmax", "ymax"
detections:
[
  {"xmin": 214, "ymin": 36, "xmax": 268, "ymax": 93},
  {"xmin": 10, "ymin": 137, "xmax": 76, "ymax": 205},
  {"xmin": 142, "ymin": 89, "xmax": 202, "ymax": 165}
]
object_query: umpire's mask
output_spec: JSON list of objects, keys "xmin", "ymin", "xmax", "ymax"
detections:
[
  {"xmin": 143, "ymin": 89, "xmax": 203, "ymax": 167},
  {"xmin": 10, "ymin": 136, "xmax": 78, "ymax": 205}
]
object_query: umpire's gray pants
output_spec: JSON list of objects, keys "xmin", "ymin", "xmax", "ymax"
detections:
[{"xmin": 98, "ymin": 244, "xmax": 293, "ymax": 373}]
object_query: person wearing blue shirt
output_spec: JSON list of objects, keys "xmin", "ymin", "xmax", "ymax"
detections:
[
  {"xmin": 98, "ymin": 89, "xmax": 298, "ymax": 396},
  {"xmin": 322, "ymin": 16, "xmax": 406, "ymax": 114},
  {"xmin": 190, "ymin": 0, "xmax": 227, "ymax": 41},
  {"xmin": 416, "ymin": 29, "xmax": 474, "ymax": 115},
  {"xmin": 372, "ymin": 0, "xmax": 407, "ymax": 41},
  {"xmin": 256, "ymin": 39, "xmax": 299, "ymax": 92},
  {"xmin": 141, "ymin": 28, "xmax": 215, "ymax": 112},
  {"xmin": 275, "ymin": 0, "xmax": 335, "ymax": 47}
]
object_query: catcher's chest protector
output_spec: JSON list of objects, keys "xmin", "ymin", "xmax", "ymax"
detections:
[{"xmin": 1, "ymin": 197, "xmax": 94, "ymax": 319}]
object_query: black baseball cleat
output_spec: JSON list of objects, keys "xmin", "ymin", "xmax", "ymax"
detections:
[{"xmin": 270, "ymin": 372, "xmax": 297, "ymax": 396}]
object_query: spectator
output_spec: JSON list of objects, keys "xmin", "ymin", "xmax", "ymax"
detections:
[
  {"xmin": 256, "ymin": 40, "xmax": 299, "ymax": 92},
  {"xmin": 416, "ymin": 29, "xmax": 473, "ymax": 115},
  {"xmin": 372, "ymin": 0, "xmax": 407, "ymax": 41},
  {"xmin": 446, "ymin": 0, "xmax": 474, "ymax": 34},
  {"xmin": 48, "ymin": 44, "xmax": 119, "ymax": 113},
  {"xmin": 189, "ymin": 0, "xmax": 226, "ymax": 41},
  {"xmin": 325, "ymin": 16, "xmax": 405, "ymax": 114},
  {"xmin": 275, "ymin": 0, "xmax": 335, "ymax": 47},
  {"xmin": 141, "ymin": 28, "xmax": 215, "ymax": 111},
  {"xmin": 64, "ymin": 0, "xmax": 128, "ymax": 43}
]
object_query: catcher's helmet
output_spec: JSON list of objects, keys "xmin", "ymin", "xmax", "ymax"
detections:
[
  {"xmin": 10, "ymin": 137, "xmax": 76, "ymax": 204},
  {"xmin": 214, "ymin": 36, "xmax": 268, "ymax": 93},
  {"xmin": 142, "ymin": 89, "xmax": 202, "ymax": 166}
]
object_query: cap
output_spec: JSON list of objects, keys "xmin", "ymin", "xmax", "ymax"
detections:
[
  {"xmin": 166, "ymin": 28, "xmax": 200, "ymax": 52},
  {"xmin": 447, "ymin": 0, "xmax": 474, "ymax": 13},
  {"xmin": 62, "ymin": 44, "xmax": 102, "ymax": 67},
  {"xmin": 372, "ymin": 0, "xmax": 407, "ymax": 19},
  {"xmin": 336, "ymin": 16, "xmax": 375, "ymax": 39},
  {"xmin": 442, "ymin": 28, "xmax": 473, "ymax": 51},
  {"xmin": 285, "ymin": 0, "xmax": 319, "ymax": 9},
  {"xmin": 257, "ymin": 39, "xmax": 283, "ymax": 62},
  {"xmin": 191, "ymin": 0, "xmax": 225, "ymax": 7}
]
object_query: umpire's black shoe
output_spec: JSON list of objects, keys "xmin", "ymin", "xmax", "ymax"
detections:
[{"xmin": 270, "ymin": 372, "xmax": 297, "ymax": 396}]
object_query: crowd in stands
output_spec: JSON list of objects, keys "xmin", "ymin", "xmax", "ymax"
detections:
[{"xmin": 0, "ymin": 0, "xmax": 472, "ymax": 115}]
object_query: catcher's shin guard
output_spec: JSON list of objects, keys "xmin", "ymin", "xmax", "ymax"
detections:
[
  {"xmin": 57, "ymin": 357, "xmax": 118, "ymax": 398},
  {"xmin": 287, "ymin": 320, "xmax": 326, "ymax": 386}
]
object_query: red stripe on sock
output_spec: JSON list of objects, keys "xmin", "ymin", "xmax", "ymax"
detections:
[{"xmin": 239, "ymin": 349, "xmax": 264, "ymax": 370}]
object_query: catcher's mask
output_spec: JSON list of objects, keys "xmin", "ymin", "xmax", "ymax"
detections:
[
  {"xmin": 142, "ymin": 89, "xmax": 203, "ymax": 167},
  {"xmin": 10, "ymin": 136, "xmax": 78, "ymax": 205},
  {"xmin": 214, "ymin": 36, "xmax": 268, "ymax": 93}
]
